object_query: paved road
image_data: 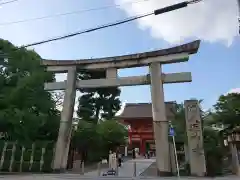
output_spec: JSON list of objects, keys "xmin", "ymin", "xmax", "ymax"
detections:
[
  {"xmin": 0, "ymin": 174, "xmax": 239, "ymax": 180},
  {"xmin": 0, "ymin": 158, "xmax": 238, "ymax": 179}
]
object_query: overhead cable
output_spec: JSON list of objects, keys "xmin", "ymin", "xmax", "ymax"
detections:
[
  {"xmin": 22, "ymin": 0, "xmax": 202, "ymax": 48},
  {"xmin": 0, "ymin": 0, "xmax": 150, "ymax": 26},
  {"xmin": 0, "ymin": 0, "xmax": 19, "ymax": 6},
  {"xmin": 188, "ymin": 0, "xmax": 203, "ymax": 4}
]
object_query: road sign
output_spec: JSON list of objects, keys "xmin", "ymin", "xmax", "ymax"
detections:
[
  {"xmin": 169, "ymin": 125, "xmax": 179, "ymax": 177},
  {"xmin": 169, "ymin": 127, "xmax": 175, "ymax": 136}
]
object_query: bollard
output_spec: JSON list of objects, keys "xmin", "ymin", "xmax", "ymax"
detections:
[
  {"xmin": 81, "ymin": 161, "xmax": 85, "ymax": 175},
  {"xmin": 133, "ymin": 161, "xmax": 137, "ymax": 177},
  {"xmin": 97, "ymin": 162, "xmax": 101, "ymax": 176}
]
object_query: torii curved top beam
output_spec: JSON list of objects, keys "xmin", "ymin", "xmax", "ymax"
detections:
[
  {"xmin": 42, "ymin": 40, "xmax": 200, "ymax": 71},
  {"xmin": 42, "ymin": 40, "xmax": 200, "ymax": 65}
]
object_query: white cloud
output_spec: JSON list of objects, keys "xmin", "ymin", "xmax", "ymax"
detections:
[
  {"xmin": 115, "ymin": 0, "xmax": 239, "ymax": 45},
  {"xmin": 228, "ymin": 88, "xmax": 240, "ymax": 94}
]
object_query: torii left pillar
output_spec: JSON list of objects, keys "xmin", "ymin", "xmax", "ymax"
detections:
[{"xmin": 53, "ymin": 66, "xmax": 77, "ymax": 172}]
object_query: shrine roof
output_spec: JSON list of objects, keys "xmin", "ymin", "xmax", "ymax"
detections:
[{"xmin": 116, "ymin": 102, "xmax": 176, "ymax": 120}]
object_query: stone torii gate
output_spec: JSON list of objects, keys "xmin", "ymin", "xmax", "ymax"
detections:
[{"xmin": 42, "ymin": 40, "xmax": 202, "ymax": 176}]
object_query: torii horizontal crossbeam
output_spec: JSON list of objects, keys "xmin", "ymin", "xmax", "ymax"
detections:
[
  {"xmin": 41, "ymin": 40, "xmax": 200, "ymax": 71},
  {"xmin": 45, "ymin": 72, "xmax": 191, "ymax": 90}
]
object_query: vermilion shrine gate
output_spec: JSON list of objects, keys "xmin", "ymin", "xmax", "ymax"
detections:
[
  {"xmin": 42, "ymin": 40, "xmax": 206, "ymax": 176},
  {"xmin": 117, "ymin": 102, "xmax": 176, "ymax": 155}
]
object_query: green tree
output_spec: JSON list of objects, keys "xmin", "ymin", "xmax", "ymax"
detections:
[
  {"xmin": 77, "ymin": 70, "xmax": 121, "ymax": 123},
  {"xmin": 72, "ymin": 119, "xmax": 127, "ymax": 162},
  {"xmin": 171, "ymin": 103, "xmax": 187, "ymax": 143},
  {"xmin": 71, "ymin": 120, "xmax": 102, "ymax": 161},
  {"xmin": 213, "ymin": 93, "xmax": 240, "ymax": 130},
  {"xmin": 97, "ymin": 120, "xmax": 127, "ymax": 151},
  {"xmin": 203, "ymin": 93, "xmax": 240, "ymax": 176},
  {"xmin": 0, "ymin": 39, "xmax": 60, "ymax": 141},
  {"xmin": 203, "ymin": 126, "xmax": 224, "ymax": 176},
  {"xmin": 171, "ymin": 100, "xmax": 226, "ymax": 176},
  {"xmin": 72, "ymin": 120, "xmax": 100, "ymax": 152}
]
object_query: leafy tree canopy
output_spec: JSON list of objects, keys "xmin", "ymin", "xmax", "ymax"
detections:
[
  {"xmin": 97, "ymin": 120, "xmax": 127, "ymax": 151},
  {"xmin": 77, "ymin": 70, "xmax": 121, "ymax": 123},
  {"xmin": 72, "ymin": 120, "xmax": 100, "ymax": 152},
  {"xmin": 72, "ymin": 119, "xmax": 127, "ymax": 161},
  {"xmin": 171, "ymin": 103, "xmax": 187, "ymax": 143},
  {"xmin": 213, "ymin": 93, "xmax": 240, "ymax": 129},
  {"xmin": 0, "ymin": 39, "xmax": 60, "ymax": 141}
]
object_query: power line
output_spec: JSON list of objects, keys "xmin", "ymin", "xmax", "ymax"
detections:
[
  {"xmin": 0, "ymin": 0, "xmax": 19, "ymax": 6},
  {"xmin": 22, "ymin": 12, "xmax": 153, "ymax": 48},
  {"xmin": 22, "ymin": 0, "xmax": 202, "ymax": 48},
  {"xmin": 0, "ymin": 0, "xmax": 150, "ymax": 26}
]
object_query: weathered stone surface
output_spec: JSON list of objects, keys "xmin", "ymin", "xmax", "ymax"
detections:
[
  {"xmin": 149, "ymin": 63, "xmax": 170, "ymax": 174},
  {"xmin": 42, "ymin": 40, "xmax": 200, "ymax": 67},
  {"xmin": 44, "ymin": 72, "xmax": 192, "ymax": 90},
  {"xmin": 53, "ymin": 67, "xmax": 77, "ymax": 171},
  {"xmin": 184, "ymin": 100, "xmax": 206, "ymax": 177}
]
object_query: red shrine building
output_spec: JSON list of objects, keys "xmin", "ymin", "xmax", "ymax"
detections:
[{"xmin": 117, "ymin": 102, "xmax": 175, "ymax": 155}]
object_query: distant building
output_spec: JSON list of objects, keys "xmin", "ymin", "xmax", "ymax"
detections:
[{"xmin": 116, "ymin": 102, "xmax": 176, "ymax": 155}]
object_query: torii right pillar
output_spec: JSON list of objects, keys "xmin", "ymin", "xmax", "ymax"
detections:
[
  {"xmin": 149, "ymin": 62, "xmax": 171, "ymax": 176},
  {"xmin": 184, "ymin": 100, "xmax": 206, "ymax": 176}
]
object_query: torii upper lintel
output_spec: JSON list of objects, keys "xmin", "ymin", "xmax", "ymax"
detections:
[{"xmin": 41, "ymin": 40, "xmax": 200, "ymax": 69}]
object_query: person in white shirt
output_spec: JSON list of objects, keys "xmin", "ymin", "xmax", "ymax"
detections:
[{"xmin": 109, "ymin": 150, "xmax": 117, "ymax": 171}]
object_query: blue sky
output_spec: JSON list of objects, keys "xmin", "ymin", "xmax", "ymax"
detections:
[{"xmin": 0, "ymin": 0, "xmax": 239, "ymax": 110}]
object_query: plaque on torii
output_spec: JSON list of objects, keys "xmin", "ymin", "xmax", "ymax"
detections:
[{"xmin": 42, "ymin": 40, "xmax": 201, "ymax": 175}]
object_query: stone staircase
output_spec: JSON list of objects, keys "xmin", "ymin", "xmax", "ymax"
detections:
[{"xmin": 140, "ymin": 161, "xmax": 157, "ymax": 177}]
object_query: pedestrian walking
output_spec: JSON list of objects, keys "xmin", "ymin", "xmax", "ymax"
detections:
[
  {"xmin": 118, "ymin": 153, "xmax": 122, "ymax": 167},
  {"xmin": 132, "ymin": 148, "xmax": 136, "ymax": 159}
]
